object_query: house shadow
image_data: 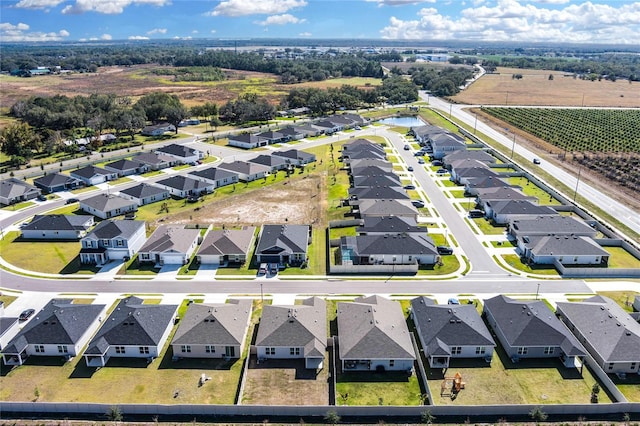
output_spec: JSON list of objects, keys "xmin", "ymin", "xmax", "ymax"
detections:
[
  {"xmin": 248, "ymin": 356, "xmax": 322, "ymax": 380},
  {"xmin": 0, "ymin": 356, "xmax": 67, "ymax": 376},
  {"xmin": 69, "ymin": 359, "xmax": 98, "ymax": 379},
  {"xmin": 494, "ymin": 340, "xmax": 583, "ymax": 379},
  {"xmin": 59, "ymin": 255, "xmax": 101, "ymax": 275},
  {"xmin": 336, "ymin": 369, "xmax": 412, "ymax": 384},
  {"xmin": 158, "ymin": 346, "xmax": 238, "ymax": 371}
]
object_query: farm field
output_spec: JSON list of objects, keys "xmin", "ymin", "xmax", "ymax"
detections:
[{"xmin": 451, "ymin": 67, "xmax": 640, "ymax": 107}]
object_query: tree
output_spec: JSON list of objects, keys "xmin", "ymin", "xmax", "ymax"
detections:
[
  {"xmin": 548, "ymin": 74, "xmax": 554, "ymax": 80},
  {"xmin": 165, "ymin": 105, "xmax": 189, "ymax": 134},
  {"xmin": 420, "ymin": 410, "xmax": 435, "ymax": 424},
  {"xmin": 324, "ymin": 410, "xmax": 340, "ymax": 425},
  {"xmin": 0, "ymin": 122, "xmax": 39, "ymax": 160},
  {"xmin": 106, "ymin": 405, "xmax": 123, "ymax": 422},
  {"xmin": 529, "ymin": 406, "xmax": 548, "ymax": 423}
]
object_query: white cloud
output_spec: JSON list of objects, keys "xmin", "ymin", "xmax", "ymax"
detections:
[
  {"xmin": 299, "ymin": 31, "xmax": 312, "ymax": 36},
  {"xmin": 366, "ymin": 0, "xmax": 435, "ymax": 6},
  {"xmin": 15, "ymin": 0, "xmax": 64, "ymax": 9},
  {"xmin": 0, "ymin": 22, "xmax": 70, "ymax": 41},
  {"xmin": 210, "ymin": 29, "xmax": 217, "ymax": 33},
  {"xmin": 380, "ymin": 0, "xmax": 640, "ymax": 44},
  {"xmin": 101, "ymin": 33, "xmax": 112, "ymax": 40},
  {"xmin": 62, "ymin": 0, "xmax": 170, "ymax": 15},
  {"xmin": 209, "ymin": 0, "xmax": 307, "ymax": 17},
  {"xmin": 256, "ymin": 14, "xmax": 306, "ymax": 25},
  {"xmin": 146, "ymin": 28, "xmax": 167, "ymax": 35},
  {"xmin": 192, "ymin": 30, "xmax": 199, "ymax": 34},
  {"xmin": 128, "ymin": 35, "xmax": 150, "ymax": 40}
]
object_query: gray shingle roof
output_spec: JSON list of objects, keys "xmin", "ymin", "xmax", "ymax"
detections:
[
  {"xmin": 526, "ymin": 235, "xmax": 610, "ymax": 257},
  {"xmin": 188, "ymin": 167, "xmax": 238, "ymax": 182},
  {"xmin": 357, "ymin": 216, "xmax": 422, "ymax": 234},
  {"xmin": 156, "ymin": 143, "xmax": 200, "ymax": 158},
  {"xmin": 256, "ymin": 224, "xmax": 309, "ymax": 256},
  {"xmin": 358, "ymin": 199, "xmax": 418, "ymax": 217},
  {"xmin": 119, "ymin": 183, "xmax": 168, "ymax": 199},
  {"xmin": 0, "ymin": 178, "xmax": 39, "ymax": 199},
  {"xmin": 157, "ymin": 175, "xmax": 211, "ymax": 191},
  {"xmin": 171, "ymin": 299, "xmax": 252, "ymax": 346},
  {"xmin": 272, "ymin": 149, "xmax": 316, "ymax": 162},
  {"xmin": 255, "ymin": 297, "xmax": 326, "ymax": 357},
  {"xmin": 348, "ymin": 159, "xmax": 392, "ymax": 171},
  {"xmin": 84, "ymin": 219, "xmax": 145, "ymax": 240},
  {"xmin": 338, "ymin": 296, "xmax": 415, "ymax": 360},
  {"xmin": 352, "ymin": 175, "xmax": 402, "ymax": 188},
  {"xmin": 34, "ymin": 173, "xmax": 81, "ymax": 188},
  {"xmin": 218, "ymin": 161, "xmax": 271, "ymax": 175},
  {"xmin": 248, "ymin": 155, "xmax": 288, "ymax": 168},
  {"xmin": 489, "ymin": 200, "xmax": 557, "ymax": 216},
  {"xmin": 3, "ymin": 299, "xmax": 105, "ymax": 353},
  {"xmin": 229, "ymin": 133, "xmax": 267, "ymax": 144},
  {"xmin": 350, "ymin": 166, "xmax": 398, "ymax": 179},
  {"xmin": 139, "ymin": 225, "xmax": 200, "ymax": 254},
  {"xmin": 411, "ymin": 297, "xmax": 495, "ymax": 356},
  {"xmin": 349, "ymin": 186, "xmax": 409, "ymax": 201},
  {"xmin": 23, "ymin": 214, "xmax": 93, "ymax": 232},
  {"xmin": 84, "ymin": 296, "xmax": 178, "ymax": 353},
  {"xmin": 133, "ymin": 152, "xmax": 174, "ymax": 166},
  {"xmin": 70, "ymin": 165, "xmax": 113, "ymax": 179},
  {"xmin": 81, "ymin": 193, "xmax": 137, "ymax": 211},
  {"xmin": 509, "ymin": 216, "xmax": 597, "ymax": 237},
  {"xmin": 197, "ymin": 227, "xmax": 256, "ymax": 256},
  {"xmin": 104, "ymin": 159, "xmax": 144, "ymax": 171},
  {"xmin": 556, "ymin": 296, "xmax": 640, "ymax": 363},
  {"xmin": 484, "ymin": 295, "xmax": 585, "ymax": 356},
  {"xmin": 343, "ymin": 234, "xmax": 436, "ymax": 256},
  {"xmin": 443, "ymin": 150, "xmax": 496, "ymax": 165}
]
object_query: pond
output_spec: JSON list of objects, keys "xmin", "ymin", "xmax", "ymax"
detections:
[{"xmin": 378, "ymin": 116, "xmax": 425, "ymax": 127}]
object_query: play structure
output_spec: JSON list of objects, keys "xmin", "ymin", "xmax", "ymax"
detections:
[{"xmin": 440, "ymin": 372, "xmax": 466, "ymax": 397}]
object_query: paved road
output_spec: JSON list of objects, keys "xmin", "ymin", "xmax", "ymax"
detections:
[{"xmin": 425, "ymin": 94, "xmax": 640, "ymax": 239}]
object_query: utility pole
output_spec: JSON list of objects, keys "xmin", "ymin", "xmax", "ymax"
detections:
[
  {"xmin": 573, "ymin": 165, "xmax": 583, "ymax": 203},
  {"xmin": 510, "ymin": 133, "xmax": 516, "ymax": 160}
]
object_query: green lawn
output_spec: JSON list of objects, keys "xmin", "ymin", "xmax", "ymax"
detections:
[
  {"xmin": 507, "ymin": 177, "xmax": 562, "ymax": 205},
  {"xmin": 1, "ymin": 201, "xmax": 35, "ymax": 211},
  {"xmin": 471, "ymin": 217, "xmax": 506, "ymax": 235},
  {"xmin": 501, "ymin": 254, "xmax": 560, "ymax": 276},
  {"xmin": 329, "ymin": 227, "xmax": 356, "ymax": 239},
  {"xmin": 604, "ymin": 246, "xmax": 640, "ymax": 268},
  {"xmin": 141, "ymin": 170, "xmax": 164, "ymax": 178},
  {"xmin": 70, "ymin": 185, "xmax": 97, "ymax": 194},
  {"xmin": 107, "ymin": 176, "xmax": 133, "ymax": 186},
  {"xmin": 612, "ymin": 374, "xmax": 640, "ymax": 402},
  {"xmin": 336, "ymin": 371, "xmax": 422, "ymax": 406}
]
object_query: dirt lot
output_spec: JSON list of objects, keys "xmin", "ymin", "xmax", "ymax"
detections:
[{"xmin": 452, "ymin": 67, "xmax": 640, "ymax": 107}]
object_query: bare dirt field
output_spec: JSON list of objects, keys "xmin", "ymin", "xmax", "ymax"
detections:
[{"xmin": 452, "ymin": 67, "xmax": 640, "ymax": 107}]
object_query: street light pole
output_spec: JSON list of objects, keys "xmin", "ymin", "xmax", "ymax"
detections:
[
  {"xmin": 449, "ymin": 103, "xmax": 452, "ymax": 118},
  {"xmin": 260, "ymin": 282, "xmax": 264, "ymax": 304},
  {"xmin": 535, "ymin": 283, "xmax": 540, "ymax": 300},
  {"xmin": 474, "ymin": 113, "xmax": 478, "ymax": 135},
  {"xmin": 573, "ymin": 165, "xmax": 583, "ymax": 203},
  {"xmin": 510, "ymin": 133, "xmax": 516, "ymax": 160}
]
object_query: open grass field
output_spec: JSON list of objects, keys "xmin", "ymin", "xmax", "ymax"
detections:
[{"xmin": 451, "ymin": 67, "xmax": 640, "ymax": 107}]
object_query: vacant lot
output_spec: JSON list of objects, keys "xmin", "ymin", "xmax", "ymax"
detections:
[{"xmin": 452, "ymin": 67, "xmax": 640, "ymax": 107}]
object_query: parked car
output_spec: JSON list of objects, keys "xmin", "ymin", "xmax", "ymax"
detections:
[
  {"xmin": 533, "ymin": 158, "xmax": 541, "ymax": 165},
  {"xmin": 417, "ymin": 158, "xmax": 425, "ymax": 164},
  {"xmin": 403, "ymin": 144, "xmax": 410, "ymax": 150},
  {"xmin": 19, "ymin": 308, "xmax": 35, "ymax": 321},
  {"xmin": 37, "ymin": 194, "xmax": 47, "ymax": 201},
  {"xmin": 66, "ymin": 198, "xmax": 79, "ymax": 204},
  {"xmin": 187, "ymin": 195, "xmax": 200, "ymax": 203},
  {"xmin": 469, "ymin": 209, "xmax": 485, "ymax": 218},
  {"xmin": 447, "ymin": 298, "xmax": 460, "ymax": 305},
  {"xmin": 407, "ymin": 166, "xmax": 414, "ymax": 172},
  {"xmin": 436, "ymin": 168, "xmax": 448, "ymax": 175},
  {"xmin": 437, "ymin": 246, "xmax": 454, "ymax": 255},
  {"xmin": 269, "ymin": 263, "xmax": 279, "ymax": 277},
  {"xmin": 414, "ymin": 152, "xmax": 423, "ymax": 157},
  {"xmin": 258, "ymin": 263, "xmax": 268, "ymax": 276},
  {"xmin": 412, "ymin": 200, "xmax": 425, "ymax": 208},
  {"xmin": 354, "ymin": 126, "xmax": 361, "ymax": 130},
  {"xmin": 432, "ymin": 160, "xmax": 443, "ymax": 166},
  {"xmin": 124, "ymin": 212, "xmax": 137, "ymax": 220},
  {"xmin": 404, "ymin": 184, "xmax": 416, "ymax": 190}
]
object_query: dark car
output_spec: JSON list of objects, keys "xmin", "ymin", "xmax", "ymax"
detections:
[
  {"xmin": 65, "ymin": 198, "xmax": 79, "ymax": 204},
  {"xmin": 19, "ymin": 308, "xmax": 35, "ymax": 321},
  {"xmin": 269, "ymin": 263, "xmax": 279, "ymax": 277},
  {"xmin": 432, "ymin": 160, "xmax": 443, "ymax": 166},
  {"xmin": 436, "ymin": 168, "xmax": 448, "ymax": 175},
  {"xmin": 407, "ymin": 166, "xmax": 414, "ymax": 172},
  {"xmin": 403, "ymin": 184, "xmax": 416, "ymax": 190},
  {"xmin": 37, "ymin": 194, "xmax": 47, "ymax": 201},
  {"xmin": 533, "ymin": 158, "xmax": 541, "ymax": 165},
  {"xmin": 403, "ymin": 144, "xmax": 410, "ymax": 150},
  {"xmin": 437, "ymin": 246, "xmax": 454, "ymax": 255},
  {"xmin": 414, "ymin": 151, "xmax": 423, "ymax": 157},
  {"xmin": 412, "ymin": 200, "xmax": 425, "ymax": 208},
  {"xmin": 469, "ymin": 209, "xmax": 485, "ymax": 218},
  {"xmin": 417, "ymin": 158, "xmax": 425, "ymax": 164}
]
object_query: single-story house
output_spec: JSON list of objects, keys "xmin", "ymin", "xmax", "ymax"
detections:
[
  {"xmin": 411, "ymin": 124, "xmax": 450, "ymax": 145},
  {"xmin": 133, "ymin": 152, "xmax": 176, "ymax": 170},
  {"xmin": 464, "ymin": 176, "xmax": 512, "ymax": 196},
  {"xmin": 155, "ymin": 143, "xmax": 203, "ymax": 164},
  {"xmin": 21, "ymin": 214, "xmax": 94, "ymax": 240},
  {"xmin": 255, "ymin": 224, "xmax": 310, "ymax": 267},
  {"xmin": 347, "ymin": 159, "xmax": 393, "ymax": 173},
  {"xmin": 69, "ymin": 166, "xmax": 117, "ymax": 186},
  {"xmin": 520, "ymin": 234, "xmax": 610, "ymax": 266},
  {"xmin": 276, "ymin": 128, "xmax": 304, "ymax": 142},
  {"xmin": 104, "ymin": 159, "xmax": 148, "ymax": 177},
  {"xmin": 337, "ymin": 295, "xmax": 416, "ymax": 372},
  {"xmin": 0, "ymin": 302, "xmax": 19, "ymax": 352},
  {"xmin": 272, "ymin": 149, "xmax": 317, "ymax": 167},
  {"xmin": 218, "ymin": 161, "xmax": 270, "ymax": 182},
  {"xmin": 171, "ymin": 299, "xmax": 252, "ymax": 359},
  {"xmin": 255, "ymin": 297, "xmax": 327, "ymax": 369},
  {"xmin": 356, "ymin": 215, "xmax": 423, "ymax": 235},
  {"xmin": 197, "ymin": 227, "xmax": 256, "ymax": 266},
  {"xmin": 430, "ymin": 133, "xmax": 467, "ymax": 160},
  {"xmin": 313, "ymin": 120, "xmax": 342, "ymax": 134},
  {"xmin": 292, "ymin": 124, "xmax": 323, "ymax": 138},
  {"xmin": 79, "ymin": 220, "xmax": 146, "ymax": 265},
  {"xmin": 352, "ymin": 175, "xmax": 402, "ymax": 189},
  {"xmin": 411, "ymin": 296, "xmax": 496, "ymax": 369},
  {"xmin": 141, "ymin": 123, "xmax": 175, "ymax": 136},
  {"xmin": 118, "ymin": 183, "xmax": 170, "ymax": 206},
  {"xmin": 443, "ymin": 150, "xmax": 497, "ymax": 168},
  {"xmin": 477, "ymin": 187, "xmax": 537, "ymax": 216},
  {"xmin": 341, "ymin": 113, "xmax": 368, "ymax": 126},
  {"xmin": 228, "ymin": 133, "xmax": 269, "ymax": 149},
  {"xmin": 0, "ymin": 178, "xmax": 41, "ymax": 206},
  {"xmin": 188, "ymin": 167, "xmax": 239, "ymax": 188},
  {"xmin": 339, "ymin": 234, "xmax": 438, "ymax": 266},
  {"xmin": 255, "ymin": 130, "xmax": 287, "ymax": 145},
  {"xmin": 356, "ymin": 199, "xmax": 419, "ymax": 221},
  {"xmin": 33, "ymin": 173, "xmax": 82, "ymax": 193},
  {"xmin": 83, "ymin": 296, "xmax": 178, "ymax": 367},
  {"xmin": 452, "ymin": 166, "xmax": 500, "ymax": 186},
  {"xmin": 508, "ymin": 215, "xmax": 598, "ymax": 241},
  {"xmin": 348, "ymin": 186, "xmax": 409, "ymax": 202},
  {"xmin": 2, "ymin": 299, "xmax": 105, "ymax": 366},
  {"xmin": 343, "ymin": 139, "xmax": 385, "ymax": 153},
  {"xmin": 487, "ymin": 200, "xmax": 558, "ymax": 225},
  {"xmin": 80, "ymin": 193, "xmax": 138, "ymax": 220},
  {"xmin": 556, "ymin": 296, "xmax": 640, "ymax": 375},
  {"xmin": 483, "ymin": 295, "xmax": 586, "ymax": 367},
  {"xmin": 137, "ymin": 225, "xmax": 201, "ymax": 266},
  {"xmin": 248, "ymin": 155, "xmax": 289, "ymax": 172},
  {"xmin": 341, "ymin": 149, "xmax": 387, "ymax": 163},
  {"xmin": 156, "ymin": 175, "xmax": 214, "ymax": 198},
  {"xmin": 350, "ymin": 166, "xmax": 398, "ymax": 180}
]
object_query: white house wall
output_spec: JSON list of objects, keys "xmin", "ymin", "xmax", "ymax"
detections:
[
  {"xmin": 172, "ymin": 344, "xmax": 241, "ymax": 359},
  {"xmin": 256, "ymin": 346, "xmax": 305, "ymax": 360},
  {"xmin": 21, "ymin": 229, "xmax": 85, "ymax": 240}
]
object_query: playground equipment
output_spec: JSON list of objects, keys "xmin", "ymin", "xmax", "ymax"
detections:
[{"xmin": 440, "ymin": 372, "xmax": 466, "ymax": 396}]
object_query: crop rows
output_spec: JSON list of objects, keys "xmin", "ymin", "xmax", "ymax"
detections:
[
  {"xmin": 575, "ymin": 152, "xmax": 640, "ymax": 194},
  {"xmin": 483, "ymin": 108, "xmax": 640, "ymax": 153}
]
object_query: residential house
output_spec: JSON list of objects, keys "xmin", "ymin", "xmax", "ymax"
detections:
[
  {"xmin": 255, "ymin": 297, "xmax": 327, "ymax": 369},
  {"xmin": 276, "ymin": 128, "xmax": 305, "ymax": 142},
  {"xmin": 634, "ymin": 296, "xmax": 640, "ymax": 312},
  {"xmin": 350, "ymin": 165, "xmax": 397, "ymax": 179},
  {"xmin": 228, "ymin": 133, "xmax": 268, "ymax": 149},
  {"xmin": 348, "ymin": 186, "xmax": 409, "ymax": 202},
  {"xmin": 255, "ymin": 224, "xmax": 310, "ymax": 267},
  {"xmin": 356, "ymin": 199, "xmax": 419, "ymax": 221},
  {"xmin": 272, "ymin": 149, "xmax": 316, "ymax": 166},
  {"xmin": 0, "ymin": 302, "xmax": 20, "ymax": 351},
  {"xmin": 141, "ymin": 123, "xmax": 175, "ymax": 136},
  {"xmin": 443, "ymin": 150, "xmax": 497, "ymax": 168},
  {"xmin": 137, "ymin": 225, "xmax": 201, "ymax": 266},
  {"xmin": 255, "ymin": 130, "xmax": 286, "ymax": 144},
  {"xmin": 556, "ymin": 296, "xmax": 640, "ymax": 375},
  {"xmin": 188, "ymin": 167, "xmax": 239, "ymax": 188},
  {"xmin": 352, "ymin": 175, "xmax": 402, "ymax": 189},
  {"xmin": 520, "ymin": 234, "xmax": 610, "ymax": 266},
  {"xmin": 197, "ymin": 227, "xmax": 256, "ymax": 265},
  {"xmin": 132, "ymin": 152, "xmax": 176, "ymax": 170},
  {"xmin": 430, "ymin": 133, "xmax": 467, "ymax": 160},
  {"xmin": 0, "ymin": 178, "xmax": 41, "ymax": 206},
  {"xmin": 342, "ymin": 139, "xmax": 385, "ymax": 155},
  {"xmin": 411, "ymin": 296, "xmax": 496, "ymax": 368},
  {"xmin": 171, "ymin": 299, "xmax": 252, "ymax": 359},
  {"xmin": 155, "ymin": 143, "xmax": 203, "ymax": 164},
  {"xmin": 341, "ymin": 149, "xmax": 387, "ymax": 163},
  {"xmin": 326, "ymin": 115, "xmax": 356, "ymax": 129},
  {"xmin": 248, "ymin": 155, "xmax": 289, "ymax": 172},
  {"xmin": 33, "ymin": 173, "xmax": 82, "ymax": 193},
  {"xmin": 83, "ymin": 296, "xmax": 178, "ymax": 367},
  {"xmin": 347, "ymin": 159, "xmax": 393, "ymax": 173},
  {"xmin": 313, "ymin": 120, "xmax": 342, "ymax": 134},
  {"xmin": 508, "ymin": 216, "xmax": 597, "ymax": 242},
  {"xmin": 80, "ymin": 193, "xmax": 138, "ymax": 220},
  {"xmin": 218, "ymin": 161, "xmax": 270, "ymax": 182},
  {"xmin": 119, "ymin": 183, "xmax": 170, "ymax": 206},
  {"xmin": 70, "ymin": 166, "xmax": 118, "ymax": 186},
  {"xmin": 21, "ymin": 214, "xmax": 94, "ymax": 240},
  {"xmin": 2, "ymin": 299, "xmax": 105, "ymax": 366},
  {"xmin": 483, "ymin": 295, "xmax": 586, "ymax": 367},
  {"xmin": 488, "ymin": 200, "xmax": 558, "ymax": 225},
  {"xmin": 341, "ymin": 113, "xmax": 368, "ymax": 126},
  {"xmin": 464, "ymin": 176, "xmax": 512, "ymax": 196},
  {"xmin": 339, "ymin": 234, "xmax": 438, "ymax": 266},
  {"xmin": 337, "ymin": 295, "xmax": 415, "ymax": 372},
  {"xmin": 452, "ymin": 166, "xmax": 500, "ymax": 186},
  {"xmin": 156, "ymin": 175, "xmax": 214, "ymax": 198},
  {"xmin": 477, "ymin": 187, "xmax": 537, "ymax": 216},
  {"xmin": 292, "ymin": 124, "xmax": 323, "ymax": 138},
  {"xmin": 104, "ymin": 159, "xmax": 148, "ymax": 177},
  {"xmin": 79, "ymin": 220, "xmax": 146, "ymax": 265},
  {"xmin": 356, "ymin": 215, "xmax": 423, "ymax": 235},
  {"xmin": 411, "ymin": 125, "xmax": 449, "ymax": 145}
]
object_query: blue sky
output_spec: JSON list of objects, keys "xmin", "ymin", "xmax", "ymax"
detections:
[{"xmin": 1, "ymin": 0, "xmax": 639, "ymax": 44}]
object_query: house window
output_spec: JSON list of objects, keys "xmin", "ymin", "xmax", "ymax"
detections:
[
  {"xmin": 266, "ymin": 347, "xmax": 275, "ymax": 355},
  {"xmin": 181, "ymin": 345, "xmax": 191, "ymax": 353},
  {"xmin": 116, "ymin": 239, "xmax": 124, "ymax": 247},
  {"xmin": 451, "ymin": 347, "xmax": 462, "ymax": 355},
  {"xmin": 608, "ymin": 363, "xmax": 614, "ymax": 370},
  {"xmin": 206, "ymin": 346, "xmax": 215, "ymax": 353},
  {"xmin": 115, "ymin": 346, "xmax": 126, "ymax": 354},
  {"xmin": 290, "ymin": 348, "xmax": 300, "ymax": 356},
  {"xmin": 389, "ymin": 360, "xmax": 395, "ymax": 367},
  {"xmin": 631, "ymin": 363, "xmax": 636, "ymax": 370},
  {"xmin": 35, "ymin": 345, "xmax": 45, "ymax": 353},
  {"xmin": 139, "ymin": 347, "xmax": 149, "ymax": 354},
  {"xmin": 58, "ymin": 345, "xmax": 68, "ymax": 354},
  {"xmin": 517, "ymin": 347, "xmax": 528, "ymax": 355},
  {"xmin": 101, "ymin": 239, "xmax": 110, "ymax": 247},
  {"xmin": 140, "ymin": 253, "xmax": 150, "ymax": 260},
  {"xmin": 543, "ymin": 347, "xmax": 554, "ymax": 355},
  {"xmin": 475, "ymin": 347, "xmax": 486, "ymax": 355}
]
